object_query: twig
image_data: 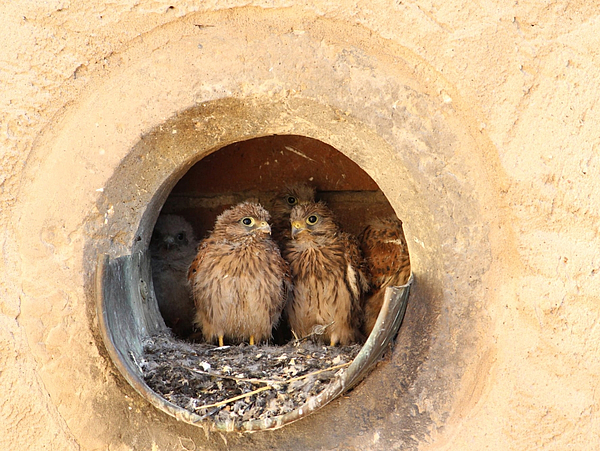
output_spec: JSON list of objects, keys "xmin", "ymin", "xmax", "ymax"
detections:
[
  {"xmin": 195, "ymin": 361, "xmax": 351, "ymax": 410},
  {"xmin": 181, "ymin": 366, "xmax": 281, "ymax": 385},
  {"xmin": 285, "ymin": 362, "xmax": 350, "ymax": 383},
  {"xmin": 197, "ymin": 385, "xmax": 274, "ymax": 410}
]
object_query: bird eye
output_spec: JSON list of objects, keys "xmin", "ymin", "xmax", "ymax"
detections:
[
  {"xmin": 286, "ymin": 196, "xmax": 298, "ymax": 206},
  {"xmin": 241, "ymin": 217, "xmax": 255, "ymax": 226},
  {"xmin": 306, "ymin": 215, "xmax": 319, "ymax": 225},
  {"xmin": 176, "ymin": 232, "xmax": 185, "ymax": 241}
]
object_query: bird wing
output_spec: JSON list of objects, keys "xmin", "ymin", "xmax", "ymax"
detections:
[
  {"xmin": 360, "ymin": 220, "xmax": 411, "ymax": 289},
  {"xmin": 341, "ymin": 231, "xmax": 370, "ymax": 296},
  {"xmin": 338, "ymin": 232, "xmax": 367, "ymax": 342}
]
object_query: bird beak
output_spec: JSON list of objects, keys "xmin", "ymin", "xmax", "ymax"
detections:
[
  {"xmin": 257, "ymin": 221, "xmax": 271, "ymax": 234},
  {"xmin": 164, "ymin": 236, "xmax": 175, "ymax": 249},
  {"xmin": 291, "ymin": 221, "xmax": 306, "ymax": 239}
]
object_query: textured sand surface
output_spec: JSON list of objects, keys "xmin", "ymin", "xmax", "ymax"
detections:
[{"xmin": 2, "ymin": 2, "xmax": 599, "ymax": 450}]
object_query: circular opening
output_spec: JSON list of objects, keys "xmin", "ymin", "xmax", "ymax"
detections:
[
  {"xmin": 97, "ymin": 130, "xmax": 412, "ymax": 431},
  {"xmin": 144, "ymin": 135, "xmax": 411, "ymax": 430}
]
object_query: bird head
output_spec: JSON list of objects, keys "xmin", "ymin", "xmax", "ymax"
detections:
[
  {"xmin": 161, "ymin": 230, "xmax": 188, "ymax": 249},
  {"xmin": 150, "ymin": 214, "xmax": 196, "ymax": 257},
  {"xmin": 272, "ymin": 183, "xmax": 317, "ymax": 218},
  {"xmin": 214, "ymin": 201, "xmax": 273, "ymax": 240},
  {"xmin": 282, "ymin": 184, "xmax": 316, "ymax": 209},
  {"xmin": 291, "ymin": 213, "xmax": 320, "ymax": 238},
  {"xmin": 289, "ymin": 201, "xmax": 337, "ymax": 240},
  {"xmin": 239, "ymin": 216, "xmax": 271, "ymax": 235}
]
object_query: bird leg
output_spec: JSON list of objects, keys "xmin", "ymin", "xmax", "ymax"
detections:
[
  {"xmin": 218, "ymin": 335, "xmax": 224, "ymax": 347},
  {"xmin": 249, "ymin": 335, "xmax": 255, "ymax": 346},
  {"xmin": 329, "ymin": 337, "xmax": 338, "ymax": 347}
]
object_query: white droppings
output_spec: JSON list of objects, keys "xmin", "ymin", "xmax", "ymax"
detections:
[{"xmin": 284, "ymin": 146, "xmax": 315, "ymax": 162}]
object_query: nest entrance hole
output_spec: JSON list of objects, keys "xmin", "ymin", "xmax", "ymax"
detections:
[{"xmin": 130, "ymin": 134, "xmax": 412, "ymax": 430}]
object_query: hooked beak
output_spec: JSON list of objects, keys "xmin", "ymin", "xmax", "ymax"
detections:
[
  {"xmin": 291, "ymin": 220, "xmax": 306, "ymax": 239},
  {"xmin": 163, "ymin": 236, "xmax": 175, "ymax": 250},
  {"xmin": 257, "ymin": 221, "xmax": 271, "ymax": 234}
]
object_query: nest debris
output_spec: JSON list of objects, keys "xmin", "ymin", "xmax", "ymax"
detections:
[{"xmin": 140, "ymin": 334, "xmax": 361, "ymax": 427}]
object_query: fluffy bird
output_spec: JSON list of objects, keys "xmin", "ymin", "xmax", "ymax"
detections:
[
  {"xmin": 188, "ymin": 202, "xmax": 290, "ymax": 346},
  {"xmin": 150, "ymin": 214, "xmax": 198, "ymax": 338},
  {"xmin": 270, "ymin": 184, "xmax": 316, "ymax": 246},
  {"xmin": 360, "ymin": 216, "xmax": 411, "ymax": 336},
  {"xmin": 283, "ymin": 201, "xmax": 368, "ymax": 346}
]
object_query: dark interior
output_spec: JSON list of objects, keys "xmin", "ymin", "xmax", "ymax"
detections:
[{"xmin": 158, "ymin": 135, "xmax": 397, "ymax": 240}]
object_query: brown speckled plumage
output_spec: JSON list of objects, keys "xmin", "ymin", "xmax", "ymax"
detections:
[
  {"xmin": 150, "ymin": 214, "xmax": 198, "ymax": 338},
  {"xmin": 188, "ymin": 202, "xmax": 290, "ymax": 345},
  {"xmin": 360, "ymin": 216, "xmax": 411, "ymax": 336},
  {"xmin": 271, "ymin": 184, "xmax": 316, "ymax": 246},
  {"xmin": 283, "ymin": 201, "xmax": 367, "ymax": 346}
]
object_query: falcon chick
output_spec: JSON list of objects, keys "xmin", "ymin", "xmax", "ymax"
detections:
[
  {"xmin": 271, "ymin": 183, "xmax": 316, "ymax": 246},
  {"xmin": 360, "ymin": 216, "xmax": 411, "ymax": 336},
  {"xmin": 188, "ymin": 202, "xmax": 289, "ymax": 347},
  {"xmin": 150, "ymin": 214, "xmax": 198, "ymax": 338},
  {"xmin": 284, "ymin": 201, "xmax": 367, "ymax": 346}
]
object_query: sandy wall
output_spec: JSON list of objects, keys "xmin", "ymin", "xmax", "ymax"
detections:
[{"xmin": 1, "ymin": 1, "xmax": 599, "ymax": 450}]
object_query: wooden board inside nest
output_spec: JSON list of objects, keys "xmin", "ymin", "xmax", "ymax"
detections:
[{"xmin": 141, "ymin": 334, "xmax": 361, "ymax": 428}]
